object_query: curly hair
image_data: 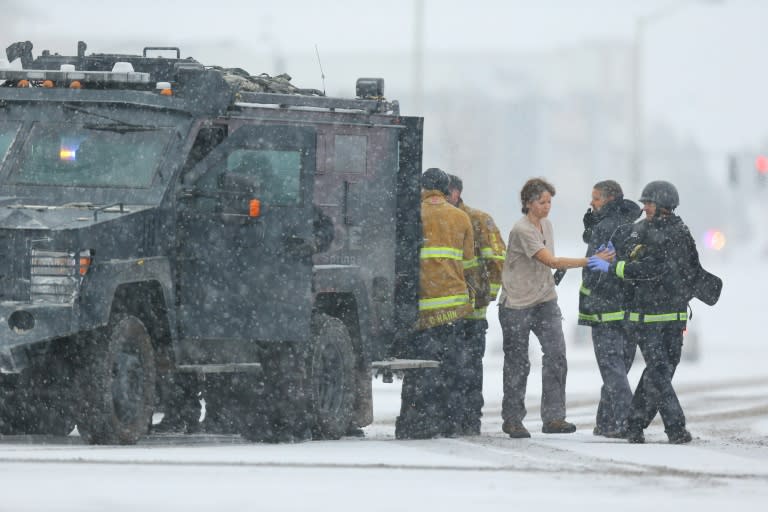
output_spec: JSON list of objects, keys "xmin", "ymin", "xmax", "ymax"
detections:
[{"xmin": 520, "ymin": 178, "xmax": 556, "ymax": 214}]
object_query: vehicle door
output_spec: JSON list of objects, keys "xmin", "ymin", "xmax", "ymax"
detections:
[{"xmin": 176, "ymin": 124, "xmax": 316, "ymax": 345}]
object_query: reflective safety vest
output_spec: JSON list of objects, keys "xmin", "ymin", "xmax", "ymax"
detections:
[{"xmin": 417, "ymin": 190, "xmax": 480, "ymax": 330}]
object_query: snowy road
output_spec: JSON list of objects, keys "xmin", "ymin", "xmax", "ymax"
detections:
[
  {"xmin": 1, "ymin": 351, "xmax": 766, "ymax": 511},
  {"xmin": 1, "ymin": 258, "xmax": 766, "ymax": 511}
]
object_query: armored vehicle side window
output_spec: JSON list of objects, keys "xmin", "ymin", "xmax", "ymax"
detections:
[
  {"xmin": 227, "ymin": 149, "xmax": 301, "ymax": 205},
  {"xmin": 334, "ymin": 135, "xmax": 367, "ymax": 173},
  {"xmin": 0, "ymin": 123, "xmax": 20, "ymax": 165},
  {"xmin": 8, "ymin": 124, "xmax": 172, "ymax": 188}
]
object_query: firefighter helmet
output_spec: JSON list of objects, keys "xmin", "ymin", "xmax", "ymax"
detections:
[{"xmin": 639, "ymin": 180, "xmax": 679, "ymax": 210}]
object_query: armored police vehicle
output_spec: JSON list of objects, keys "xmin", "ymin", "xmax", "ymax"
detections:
[{"xmin": 0, "ymin": 41, "xmax": 423, "ymax": 443}]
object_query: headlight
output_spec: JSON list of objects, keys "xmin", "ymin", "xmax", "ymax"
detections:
[{"xmin": 30, "ymin": 249, "xmax": 92, "ymax": 304}]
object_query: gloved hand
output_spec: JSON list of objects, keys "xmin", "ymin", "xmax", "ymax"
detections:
[
  {"xmin": 582, "ymin": 208, "xmax": 596, "ymax": 229},
  {"xmin": 607, "ymin": 241, "xmax": 615, "ymax": 253},
  {"xmin": 587, "ymin": 255, "xmax": 610, "ymax": 273}
]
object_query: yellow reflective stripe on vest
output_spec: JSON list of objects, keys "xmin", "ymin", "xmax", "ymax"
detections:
[
  {"xmin": 467, "ymin": 307, "xmax": 488, "ymax": 320},
  {"xmin": 580, "ymin": 284, "xmax": 591, "ymax": 296},
  {"xmin": 480, "ymin": 247, "xmax": 506, "ymax": 260},
  {"xmin": 490, "ymin": 282, "xmax": 501, "ymax": 295},
  {"xmin": 644, "ymin": 312, "xmax": 687, "ymax": 323},
  {"xmin": 601, "ymin": 311, "xmax": 625, "ymax": 322},
  {"xmin": 628, "ymin": 312, "xmax": 688, "ymax": 323},
  {"xmin": 616, "ymin": 260, "xmax": 626, "ymax": 279},
  {"xmin": 579, "ymin": 311, "xmax": 624, "ymax": 322},
  {"xmin": 463, "ymin": 257, "xmax": 479, "ymax": 269},
  {"xmin": 420, "ymin": 247, "xmax": 463, "ymax": 260},
  {"xmin": 419, "ymin": 294, "xmax": 470, "ymax": 311}
]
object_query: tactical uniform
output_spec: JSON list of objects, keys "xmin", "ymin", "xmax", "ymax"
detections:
[
  {"xmin": 594, "ymin": 181, "xmax": 700, "ymax": 443},
  {"xmin": 396, "ymin": 170, "xmax": 481, "ymax": 439},
  {"xmin": 579, "ymin": 197, "xmax": 641, "ymax": 436},
  {"xmin": 454, "ymin": 201, "xmax": 505, "ymax": 435}
]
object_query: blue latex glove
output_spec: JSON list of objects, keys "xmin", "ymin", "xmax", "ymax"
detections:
[
  {"xmin": 607, "ymin": 241, "xmax": 615, "ymax": 253},
  {"xmin": 596, "ymin": 243, "xmax": 606, "ymax": 253},
  {"xmin": 587, "ymin": 255, "xmax": 610, "ymax": 273}
]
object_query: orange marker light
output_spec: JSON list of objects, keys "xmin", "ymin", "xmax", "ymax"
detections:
[
  {"xmin": 249, "ymin": 199, "xmax": 261, "ymax": 218},
  {"xmin": 160, "ymin": 88, "xmax": 173, "ymax": 96},
  {"xmin": 42, "ymin": 80, "xmax": 55, "ymax": 88},
  {"xmin": 17, "ymin": 79, "xmax": 30, "ymax": 88},
  {"xmin": 69, "ymin": 80, "xmax": 82, "ymax": 89},
  {"xmin": 79, "ymin": 255, "xmax": 92, "ymax": 275}
]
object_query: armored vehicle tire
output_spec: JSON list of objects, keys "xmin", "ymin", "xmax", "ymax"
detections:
[
  {"xmin": 308, "ymin": 313, "xmax": 356, "ymax": 440},
  {"xmin": 77, "ymin": 314, "xmax": 156, "ymax": 445}
]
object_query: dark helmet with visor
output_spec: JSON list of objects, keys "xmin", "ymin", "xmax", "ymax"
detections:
[{"xmin": 639, "ymin": 180, "xmax": 679, "ymax": 210}]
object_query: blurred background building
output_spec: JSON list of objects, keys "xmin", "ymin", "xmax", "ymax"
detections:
[{"xmin": 2, "ymin": 0, "xmax": 766, "ymax": 257}]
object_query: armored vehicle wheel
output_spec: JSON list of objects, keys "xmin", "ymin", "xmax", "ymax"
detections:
[
  {"xmin": 77, "ymin": 314, "xmax": 156, "ymax": 444},
  {"xmin": 308, "ymin": 313, "xmax": 356, "ymax": 440}
]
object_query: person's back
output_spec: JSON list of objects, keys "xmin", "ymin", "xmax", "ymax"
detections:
[
  {"xmin": 445, "ymin": 173, "xmax": 506, "ymax": 436},
  {"xmin": 395, "ymin": 168, "xmax": 478, "ymax": 440},
  {"xmin": 459, "ymin": 202, "xmax": 505, "ymax": 306},
  {"xmin": 418, "ymin": 190, "xmax": 477, "ymax": 330}
]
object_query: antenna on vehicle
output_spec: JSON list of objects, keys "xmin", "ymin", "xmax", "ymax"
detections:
[{"xmin": 314, "ymin": 44, "xmax": 326, "ymax": 96}]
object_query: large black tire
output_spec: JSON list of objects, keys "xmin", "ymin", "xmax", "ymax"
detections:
[
  {"xmin": 307, "ymin": 313, "xmax": 356, "ymax": 440},
  {"xmin": 77, "ymin": 314, "xmax": 156, "ymax": 444}
]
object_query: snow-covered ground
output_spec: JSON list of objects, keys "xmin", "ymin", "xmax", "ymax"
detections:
[{"xmin": 0, "ymin": 245, "xmax": 766, "ymax": 511}]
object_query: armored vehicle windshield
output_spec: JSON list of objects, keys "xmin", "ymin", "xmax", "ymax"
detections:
[{"xmin": 3, "ymin": 121, "xmax": 172, "ymax": 188}]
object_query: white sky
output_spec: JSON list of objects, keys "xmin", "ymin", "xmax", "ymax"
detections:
[{"xmin": 3, "ymin": 0, "xmax": 768, "ymax": 155}]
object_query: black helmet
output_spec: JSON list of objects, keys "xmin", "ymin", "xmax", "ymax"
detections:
[
  {"xmin": 639, "ymin": 180, "xmax": 679, "ymax": 210},
  {"xmin": 421, "ymin": 167, "xmax": 450, "ymax": 195}
]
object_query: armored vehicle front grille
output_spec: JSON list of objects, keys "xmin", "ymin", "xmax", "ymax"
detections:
[{"xmin": 0, "ymin": 230, "xmax": 31, "ymax": 302}]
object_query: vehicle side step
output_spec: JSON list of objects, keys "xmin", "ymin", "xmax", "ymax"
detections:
[
  {"xmin": 176, "ymin": 363, "xmax": 263, "ymax": 375},
  {"xmin": 370, "ymin": 358, "xmax": 440, "ymax": 383}
]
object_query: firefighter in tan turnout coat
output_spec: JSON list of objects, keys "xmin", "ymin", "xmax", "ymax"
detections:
[
  {"xmin": 447, "ymin": 174, "xmax": 506, "ymax": 435},
  {"xmin": 396, "ymin": 168, "xmax": 482, "ymax": 439}
]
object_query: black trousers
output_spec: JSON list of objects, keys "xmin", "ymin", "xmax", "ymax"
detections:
[
  {"xmin": 396, "ymin": 323, "xmax": 459, "ymax": 438},
  {"xmin": 592, "ymin": 323, "xmax": 636, "ymax": 433},
  {"xmin": 627, "ymin": 322, "xmax": 685, "ymax": 432},
  {"xmin": 455, "ymin": 318, "xmax": 487, "ymax": 433}
]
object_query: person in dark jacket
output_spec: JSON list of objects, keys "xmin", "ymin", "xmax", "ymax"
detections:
[
  {"xmin": 588, "ymin": 180, "xmax": 700, "ymax": 444},
  {"xmin": 579, "ymin": 180, "xmax": 641, "ymax": 438}
]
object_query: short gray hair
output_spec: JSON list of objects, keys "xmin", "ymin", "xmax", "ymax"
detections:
[{"xmin": 593, "ymin": 180, "xmax": 623, "ymax": 201}]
